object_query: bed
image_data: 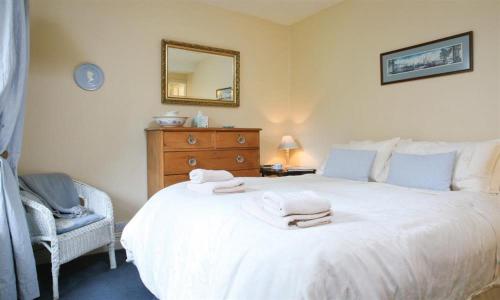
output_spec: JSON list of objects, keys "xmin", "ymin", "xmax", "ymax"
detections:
[{"xmin": 121, "ymin": 174, "xmax": 500, "ymax": 299}]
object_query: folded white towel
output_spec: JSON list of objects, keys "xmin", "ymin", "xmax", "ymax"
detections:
[
  {"xmin": 295, "ymin": 216, "xmax": 332, "ymax": 228},
  {"xmin": 187, "ymin": 179, "xmax": 244, "ymax": 195},
  {"xmin": 242, "ymin": 198, "xmax": 332, "ymax": 230},
  {"xmin": 261, "ymin": 191, "xmax": 331, "ymax": 217},
  {"xmin": 189, "ymin": 169, "xmax": 234, "ymax": 184}
]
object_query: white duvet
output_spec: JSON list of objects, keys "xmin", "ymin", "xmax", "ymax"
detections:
[{"xmin": 121, "ymin": 175, "xmax": 500, "ymax": 300}]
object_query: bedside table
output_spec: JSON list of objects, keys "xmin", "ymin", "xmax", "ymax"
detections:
[{"xmin": 260, "ymin": 166, "xmax": 316, "ymax": 177}]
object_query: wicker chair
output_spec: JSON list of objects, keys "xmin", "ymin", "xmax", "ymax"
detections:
[{"xmin": 21, "ymin": 179, "xmax": 116, "ymax": 300}]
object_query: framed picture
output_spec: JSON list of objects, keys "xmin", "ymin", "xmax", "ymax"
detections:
[
  {"xmin": 380, "ymin": 32, "xmax": 473, "ymax": 85},
  {"xmin": 216, "ymin": 87, "xmax": 233, "ymax": 101}
]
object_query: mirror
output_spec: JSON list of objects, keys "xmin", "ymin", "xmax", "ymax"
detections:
[{"xmin": 162, "ymin": 40, "xmax": 240, "ymax": 107}]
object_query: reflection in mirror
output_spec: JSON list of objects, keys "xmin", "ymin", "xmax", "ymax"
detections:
[
  {"xmin": 162, "ymin": 40, "xmax": 240, "ymax": 107},
  {"xmin": 168, "ymin": 48, "xmax": 233, "ymax": 100}
]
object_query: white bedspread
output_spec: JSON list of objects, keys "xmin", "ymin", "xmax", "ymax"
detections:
[{"xmin": 121, "ymin": 175, "xmax": 500, "ymax": 300}]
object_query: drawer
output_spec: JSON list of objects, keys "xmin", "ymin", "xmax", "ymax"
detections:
[
  {"xmin": 163, "ymin": 131, "xmax": 214, "ymax": 149},
  {"xmin": 215, "ymin": 131, "xmax": 259, "ymax": 148},
  {"xmin": 164, "ymin": 150, "xmax": 260, "ymax": 175},
  {"xmin": 164, "ymin": 174, "xmax": 189, "ymax": 187},
  {"xmin": 232, "ymin": 169, "xmax": 260, "ymax": 177}
]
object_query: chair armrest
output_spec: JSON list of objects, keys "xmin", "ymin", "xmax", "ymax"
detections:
[
  {"xmin": 73, "ymin": 180, "xmax": 114, "ymax": 222},
  {"xmin": 20, "ymin": 192, "xmax": 57, "ymax": 240}
]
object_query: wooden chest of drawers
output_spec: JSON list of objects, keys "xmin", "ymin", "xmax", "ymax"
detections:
[{"xmin": 146, "ymin": 127, "xmax": 261, "ymax": 197}]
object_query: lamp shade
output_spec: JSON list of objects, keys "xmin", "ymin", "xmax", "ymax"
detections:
[{"xmin": 279, "ymin": 135, "xmax": 299, "ymax": 150}]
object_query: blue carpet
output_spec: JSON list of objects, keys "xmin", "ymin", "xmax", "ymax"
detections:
[{"xmin": 37, "ymin": 249, "xmax": 156, "ymax": 299}]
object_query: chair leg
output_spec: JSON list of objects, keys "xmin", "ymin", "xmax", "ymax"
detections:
[
  {"xmin": 108, "ymin": 242, "xmax": 116, "ymax": 269},
  {"xmin": 52, "ymin": 263, "xmax": 60, "ymax": 300},
  {"xmin": 51, "ymin": 243, "xmax": 60, "ymax": 300}
]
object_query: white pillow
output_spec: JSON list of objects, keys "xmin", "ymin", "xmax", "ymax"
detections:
[
  {"xmin": 391, "ymin": 139, "xmax": 500, "ymax": 193},
  {"xmin": 455, "ymin": 140, "xmax": 500, "ymax": 193},
  {"xmin": 491, "ymin": 155, "xmax": 500, "ymax": 194},
  {"xmin": 318, "ymin": 138, "xmax": 400, "ymax": 182}
]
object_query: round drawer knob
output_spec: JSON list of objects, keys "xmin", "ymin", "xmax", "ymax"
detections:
[
  {"xmin": 235, "ymin": 155, "xmax": 245, "ymax": 164},
  {"xmin": 237, "ymin": 135, "xmax": 246, "ymax": 144},
  {"xmin": 187, "ymin": 134, "xmax": 197, "ymax": 145},
  {"xmin": 188, "ymin": 157, "xmax": 197, "ymax": 167}
]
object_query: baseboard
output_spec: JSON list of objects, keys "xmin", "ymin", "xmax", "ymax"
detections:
[
  {"xmin": 113, "ymin": 221, "xmax": 127, "ymax": 250},
  {"xmin": 34, "ymin": 221, "xmax": 127, "ymax": 265}
]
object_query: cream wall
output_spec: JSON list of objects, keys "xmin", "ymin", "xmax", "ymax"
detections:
[
  {"xmin": 289, "ymin": 0, "xmax": 500, "ymax": 167},
  {"xmin": 22, "ymin": 0, "xmax": 291, "ymax": 222},
  {"xmin": 22, "ymin": 0, "xmax": 500, "ymax": 222},
  {"xmin": 188, "ymin": 56, "xmax": 233, "ymax": 99}
]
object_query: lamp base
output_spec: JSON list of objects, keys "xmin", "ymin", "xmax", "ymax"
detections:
[{"xmin": 285, "ymin": 149, "xmax": 290, "ymax": 168}]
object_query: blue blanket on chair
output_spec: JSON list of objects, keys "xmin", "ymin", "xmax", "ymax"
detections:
[{"xmin": 19, "ymin": 173, "xmax": 88, "ymax": 219}]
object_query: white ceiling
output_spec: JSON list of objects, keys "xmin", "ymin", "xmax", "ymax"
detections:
[
  {"xmin": 190, "ymin": 0, "xmax": 344, "ymax": 25},
  {"xmin": 167, "ymin": 48, "xmax": 232, "ymax": 73},
  {"xmin": 168, "ymin": 48, "xmax": 210, "ymax": 73}
]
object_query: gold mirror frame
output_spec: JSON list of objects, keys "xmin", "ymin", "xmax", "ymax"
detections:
[{"xmin": 161, "ymin": 40, "xmax": 240, "ymax": 107}]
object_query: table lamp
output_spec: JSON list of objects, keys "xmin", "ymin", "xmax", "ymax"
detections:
[{"xmin": 279, "ymin": 135, "xmax": 299, "ymax": 167}]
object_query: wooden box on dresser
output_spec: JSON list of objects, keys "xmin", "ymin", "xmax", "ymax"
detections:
[{"xmin": 146, "ymin": 127, "xmax": 262, "ymax": 197}]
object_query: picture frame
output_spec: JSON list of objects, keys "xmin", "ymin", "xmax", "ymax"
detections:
[
  {"xmin": 216, "ymin": 87, "xmax": 233, "ymax": 101},
  {"xmin": 380, "ymin": 32, "xmax": 473, "ymax": 85},
  {"xmin": 161, "ymin": 40, "xmax": 240, "ymax": 107}
]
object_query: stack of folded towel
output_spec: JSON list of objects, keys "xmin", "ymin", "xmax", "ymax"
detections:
[
  {"xmin": 242, "ymin": 191, "xmax": 332, "ymax": 229},
  {"xmin": 187, "ymin": 169, "xmax": 244, "ymax": 194}
]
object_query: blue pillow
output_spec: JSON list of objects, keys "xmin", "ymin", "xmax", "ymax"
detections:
[
  {"xmin": 323, "ymin": 148, "xmax": 377, "ymax": 181},
  {"xmin": 386, "ymin": 152, "xmax": 456, "ymax": 191}
]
